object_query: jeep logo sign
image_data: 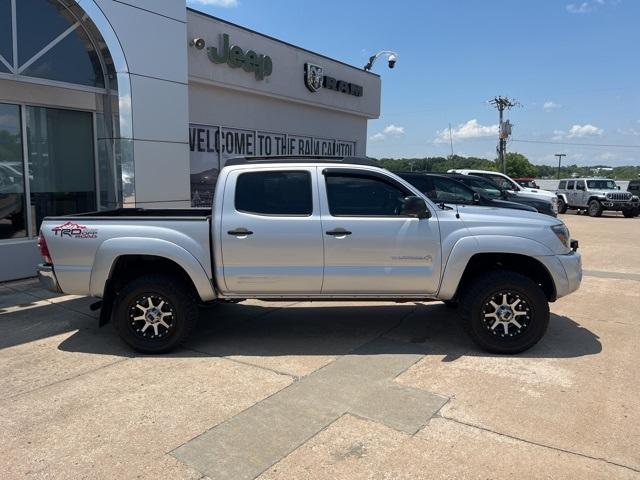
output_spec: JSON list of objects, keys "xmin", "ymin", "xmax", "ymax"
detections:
[{"xmin": 207, "ymin": 33, "xmax": 273, "ymax": 80}]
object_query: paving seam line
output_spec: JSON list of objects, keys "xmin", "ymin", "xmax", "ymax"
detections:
[
  {"xmin": 0, "ymin": 357, "xmax": 131, "ymax": 402},
  {"xmin": 182, "ymin": 346, "xmax": 299, "ymax": 381},
  {"xmin": 440, "ymin": 415, "xmax": 640, "ymax": 473}
]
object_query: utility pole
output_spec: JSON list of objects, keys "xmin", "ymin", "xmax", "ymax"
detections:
[
  {"xmin": 555, "ymin": 153, "xmax": 566, "ymax": 179},
  {"xmin": 448, "ymin": 123, "xmax": 454, "ymax": 168},
  {"xmin": 489, "ymin": 96, "xmax": 519, "ymax": 174}
]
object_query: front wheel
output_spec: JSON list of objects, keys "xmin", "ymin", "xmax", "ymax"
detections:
[
  {"xmin": 557, "ymin": 197, "xmax": 568, "ymax": 214},
  {"xmin": 459, "ymin": 271, "xmax": 549, "ymax": 354},
  {"xmin": 113, "ymin": 274, "xmax": 198, "ymax": 353},
  {"xmin": 622, "ymin": 208, "xmax": 635, "ymax": 218},
  {"xmin": 588, "ymin": 200, "xmax": 603, "ymax": 217}
]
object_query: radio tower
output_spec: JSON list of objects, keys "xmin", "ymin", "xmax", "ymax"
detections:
[{"xmin": 489, "ymin": 96, "xmax": 519, "ymax": 174}]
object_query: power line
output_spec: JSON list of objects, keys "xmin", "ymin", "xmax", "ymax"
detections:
[{"xmin": 512, "ymin": 138, "xmax": 640, "ymax": 148}]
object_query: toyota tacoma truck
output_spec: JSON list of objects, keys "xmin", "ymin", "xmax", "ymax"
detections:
[{"xmin": 37, "ymin": 156, "xmax": 582, "ymax": 355}]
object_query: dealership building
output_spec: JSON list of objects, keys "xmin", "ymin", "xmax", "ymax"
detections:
[{"xmin": 0, "ymin": 0, "xmax": 381, "ymax": 281}]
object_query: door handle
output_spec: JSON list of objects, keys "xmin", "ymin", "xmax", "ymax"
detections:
[
  {"xmin": 227, "ymin": 228, "xmax": 253, "ymax": 236},
  {"xmin": 325, "ymin": 228, "xmax": 352, "ymax": 236}
]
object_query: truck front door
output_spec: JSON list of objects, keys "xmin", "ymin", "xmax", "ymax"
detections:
[
  {"xmin": 319, "ymin": 168, "xmax": 441, "ymax": 295},
  {"xmin": 219, "ymin": 167, "xmax": 323, "ymax": 294}
]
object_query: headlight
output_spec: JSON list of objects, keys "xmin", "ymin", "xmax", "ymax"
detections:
[{"xmin": 551, "ymin": 224, "xmax": 570, "ymax": 249}]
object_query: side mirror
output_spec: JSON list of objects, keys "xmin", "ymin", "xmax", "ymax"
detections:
[
  {"xmin": 473, "ymin": 192, "xmax": 481, "ymax": 204},
  {"xmin": 401, "ymin": 196, "xmax": 430, "ymax": 219},
  {"xmin": 617, "ymin": 185, "xmax": 621, "ymax": 190}
]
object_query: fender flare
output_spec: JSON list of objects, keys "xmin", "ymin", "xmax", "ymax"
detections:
[
  {"xmin": 438, "ymin": 235, "xmax": 555, "ymax": 300},
  {"xmin": 557, "ymin": 193, "xmax": 568, "ymax": 203},
  {"xmin": 90, "ymin": 237, "xmax": 217, "ymax": 301}
]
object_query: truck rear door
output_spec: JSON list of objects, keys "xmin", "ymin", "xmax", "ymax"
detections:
[{"xmin": 219, "ymin": 166, "xmax": 323, "ymax": 294}]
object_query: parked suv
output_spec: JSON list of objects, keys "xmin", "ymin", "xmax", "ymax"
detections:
[
  {"xmin": 448, "ymin": 169, "xmax": 558, "ymax": 214},
  {"xmin": 440, "ymin": 173, "xmax": 556, "ymax": 217},
  {"xmin": 628, "ymin": 180, "xmax": 640, "ymax": 214},
  {"xmin": 396, "ymin": 172, "xmax": 538, "ymax": 214},
  {"xmin": 556, "ymin": 178, "xmax": 639, "ymax": 217}
]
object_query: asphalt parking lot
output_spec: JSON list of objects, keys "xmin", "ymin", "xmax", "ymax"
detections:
[{"xmin": 1, "ymin": 212, "xmax": 639, "ymax": 480}]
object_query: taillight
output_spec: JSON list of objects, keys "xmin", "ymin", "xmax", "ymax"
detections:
[{"xmin": 38, "ymin": 232, "xmax": 52, "ymax": 264}]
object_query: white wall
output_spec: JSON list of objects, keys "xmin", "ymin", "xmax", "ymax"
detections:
[{"xmin": 94, "ymin": 0, "xmax": 191, "ymax": 208}]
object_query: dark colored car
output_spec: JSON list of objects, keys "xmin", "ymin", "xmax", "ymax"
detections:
[
  {"xmin": 397, "ymin": 172, "xmax": 538, "ymax": 213},
  {"xmin": 440, "ymin": 173, "xmax": 557, "ymax": 217}
]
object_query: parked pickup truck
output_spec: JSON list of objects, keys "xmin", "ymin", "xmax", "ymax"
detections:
[{"xmin": 37, "ymin": 156, "xmax": 582, "ymax": 355}]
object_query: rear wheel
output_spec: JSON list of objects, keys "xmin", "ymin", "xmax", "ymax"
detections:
[
  {"xmin": 459, "ymin": 271, "xmax": 549, "ymax": 354},
  {"xmin": 588, "ymin": 200, "xmax": 603, "ymax": 217},
  {"xmin": 113, "ymin": 274, "xmax": 198, "ymax": 353},
  {"xmin": 557, "ymin": 197, "xmax": 568, "ymax": 214}
]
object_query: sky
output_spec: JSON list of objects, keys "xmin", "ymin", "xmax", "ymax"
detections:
[{"xmin": 186, "ymin": 0, "xmax": 640, "ymax": 167}]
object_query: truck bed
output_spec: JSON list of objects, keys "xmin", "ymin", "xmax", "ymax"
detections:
[{"xmin": 49, "ymin": 208, "xmax": 211, "ymax": 219}]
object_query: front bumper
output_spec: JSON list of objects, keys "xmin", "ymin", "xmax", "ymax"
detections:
[
  {"xmin": 555, "ymin": 250, "xmax": 582, "ymax": 298},
  {"xmin": 37, "ymin": 264, "xmax": 62, "ymax": 293},
  {"xmin": 601, "ymin": 200, "xmax": 639, "ymax": 210}
]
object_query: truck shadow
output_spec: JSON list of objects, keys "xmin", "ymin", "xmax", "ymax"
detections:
[{"xmin": 56, "ymin": 301, "xmax": 602, "ymax": 361}]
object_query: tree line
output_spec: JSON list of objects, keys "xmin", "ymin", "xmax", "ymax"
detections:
[{"xmin": 375, "ymin": 152, "xmax": 640, "ymax": 180}]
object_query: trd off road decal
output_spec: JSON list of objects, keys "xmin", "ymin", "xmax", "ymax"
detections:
[{"xmin": 51, "ymin": 221, "xmax": 98, "ymax": 239}]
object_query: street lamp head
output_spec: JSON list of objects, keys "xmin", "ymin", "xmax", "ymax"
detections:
[{"xmin": 363, "ymin": 51, "xmax": 398, "ymax": 71}]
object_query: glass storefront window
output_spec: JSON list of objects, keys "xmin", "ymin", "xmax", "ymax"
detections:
[
  {"xmin": 27, "ymin": 107, "xmax": 96, "ymax": 233},
  {"xmin": 17, "ymin": 0, "xmax": 77, "ymax": 67},
  {"xmin": 0, "ymin": 0, "xmax": 12, "ymax": 68},
  {"xmin": 0, "ymin": 104, "xmax": 27, "ymax": 240}
]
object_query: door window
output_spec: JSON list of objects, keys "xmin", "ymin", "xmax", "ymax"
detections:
[
  {"xmin": 235, "ymin": 170, "xmax": 312, "ymax": 216},
  {"xmin": 567, "ymin": 181, "xmax": 575, "ymax": 190},
  {"xmin": 325, "ymin": 172, "xmax": 410, "ymax": 216},
  {"xmin": 480, "ymin": 173, "xmax": 517, "ymax": 191},
  {"xmin": 0, "ymin": 103, "xmax": 27, "ymax": 239},
  {"xmin": 431, "ymin": 177, "xmax": 474, "ymax": 204}
]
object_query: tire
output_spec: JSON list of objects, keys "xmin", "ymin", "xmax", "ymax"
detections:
[
  {"xmin": 113, "ymin": 274, "xmax": 198, "ymax": 354},
  {"xmin": 622, "ymin": 209, "xmax": 635, "ymax": 218},
  {"xmin": 557, "ymin": 197, "xmax": 568, "ymax": 214},
  {"xmin": 634, "ymin": 207, "xmax": 640, "ymax": 217},
  {"xmin": 459, "ymin": 271, "xmax": 549, "ymax": 354},
  {"xmin": 588, "ymin": 199, "xmax": 603, "ymax": 217}
]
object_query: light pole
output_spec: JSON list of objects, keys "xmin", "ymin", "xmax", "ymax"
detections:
[
  {"xmin": 555, "ymin": 153, "xmax": 566, "ymax": 179},
  {"xmin": 364, "ymin": 51, "xmax": 398, "ymax": 71}
]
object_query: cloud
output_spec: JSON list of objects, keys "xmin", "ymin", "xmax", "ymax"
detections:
[
  {"xmin": 566, "ymin": 2, "xmax": 593, "ymax": 13},
  {"xmin": 187, "ymin": 0, "xmax": 239, "ymax": 7},
  {"xmin": 543, "ymin": 101, "xmax": 561, "ymax": 111},
  {"xmin": 434, "ymin": 119, "xmax": 498, "ymax": 143},
  {"xmin": 566, "ymin": 124, "xmax": 603, "ymax": 138},
  {"xmin": 368, "ymin": 124, "xmax": 405, "ymax": 142},
  {"xmin": 552, "ymin": 130, "xmax": 565, "ymax": 140},
  {"xmin": 383, "ymin": 124, "xmax": 405, "ymax": 136},
  {"xmin": 566, "ymin": 0, "xmax": 617, "ymax": 14}
]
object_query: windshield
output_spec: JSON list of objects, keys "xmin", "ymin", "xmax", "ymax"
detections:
[
  {"xmin": 459, "ymin": 176, "xmax": 503, "ymax": 199},
  {"xmin": 587, "ymin": 180, "xmax": 617, "ymax": 190},
  {"xmin": 481, "ymin": 173, "xmax": 519, "ymax": 191}
]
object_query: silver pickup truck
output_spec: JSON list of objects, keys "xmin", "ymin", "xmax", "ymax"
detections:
[{"xmin": 37, "ymin": 157, "xmax": 582, "ymax": 355}]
